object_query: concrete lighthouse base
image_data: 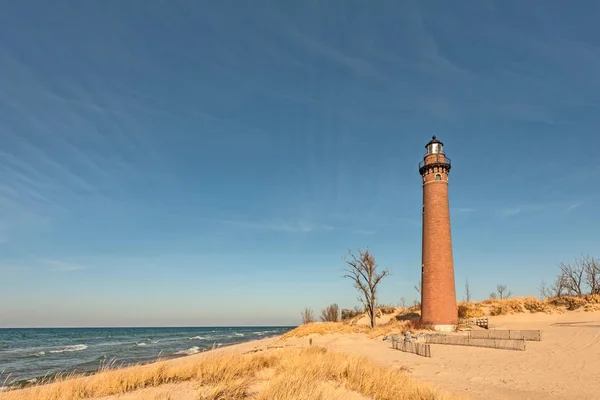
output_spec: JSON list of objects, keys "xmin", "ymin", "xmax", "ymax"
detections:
[{"xmin": 431, "ymin": 324, "xmax": 457, "ymax": 333}]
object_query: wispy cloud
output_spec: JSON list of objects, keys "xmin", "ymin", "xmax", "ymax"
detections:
[
  {"xmin": 213, "ymin": 218, "xmax": 335, "ymax": 233},
  {"xmin": 348, "ymin": 228, "xmax": 377, "ymax": 235},
  {"xmin": 500, "ymin": 207, "xmax": 521, "ymax": 217},
  {"xmin": 40, "ymin": 259, "xmax": 91, "ymax": 272},
  {"xmin": 452, "ymin": 207, "xmax": 477, "ymax": 214},
  {"xmin": 283, "ymin": 24, "xmax": 392, "ymax": 84},
  {"xmin": 498, "ymin": 199, "xmax": 591, "ymax": 217},
  {"xmin": 566, "ymin": 201, "xmax": 584, "ymax": 212},
  {"xmin": 211, "ymin": 218, "xmax": 379, "ymax": 235}
]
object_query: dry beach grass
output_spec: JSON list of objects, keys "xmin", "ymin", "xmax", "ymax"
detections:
[{"xmin": 0, "ymin": 346, "xmax": 452, "ymax": 400}]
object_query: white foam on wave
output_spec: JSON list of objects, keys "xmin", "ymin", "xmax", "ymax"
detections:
[
  {"xmin": 34, "ymin": 351, "xmax": 46, "ymax": 356},
  {"xmin": 188, "ymin": 336, "xmax": 204, "ymax": 340},
  {"xmin": 175, "ymin": 346, "xmax": 201, "ymax": 356},
  {"xmin": 233, "ymin": 333, "xmax": 244, "ymax": 337},
  {"xmin": 49, "ymin": 344, "xmax": 88, "ymax": 354},
  {"xmin": 137, "ymin": 342, "xmax": 147, "ymax": 346}
]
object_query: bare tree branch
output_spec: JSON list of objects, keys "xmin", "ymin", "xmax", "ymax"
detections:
[
  {"xmin": 550, "ymin": 273, "xmax": 567, "ymax": 298},
  {"xmin": 558, "ymin": 260, "xmax": 585, "ymax": 296},
  {"xmin": 399, "ymin": 297, "xmax": 407, "ymax": 308},
  {"xmin": 320, "ymin": 304, "xmax": 340, "ymax": 322},
  {"xmin": 581, "ymin": 254, "xmax": 600, "ymax": 295},
  {"xmin": 342, "ymin": 248, "xmax": 390, "ymax": 328},
  {"xmin": 300, "ymin": 307, "xmax": 314, "ymax": 324},
  {"xmin": 538, "ymin": 280, "xmax": 552, "ymax": 299},
  {"xmin": 496, "ymin": 284, "xmax": 512, "ymax": 300},
  {"xmin": 414, "ymin": 280, "xmax": 421, "ymax": 295}
]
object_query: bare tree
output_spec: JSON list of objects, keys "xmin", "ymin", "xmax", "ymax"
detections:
[
  {"xmin": 464, "ymin": 279, "xmax": 472, "ymax": 302},
  {"xmin": 320, "ymin": 303, "xmax": 340, "ymax": 322},
  {"xmin": 550, "ymin": 273, "xmax": 567, "ymax": 297},
  {"xmin": 301, "ymin": 307, "xmax": 314, "ymax": 324},
  {"xmin": 489, "ymin": 292, "xmax": 497, "ymax": 300},
  {"xmin": 399, "ymin": 297, "xmax": 407, "ymax": 308},
  {"xmin": 414, "ymin": 280, "xmax": 421, "ymax": 295},
  {"xmin": 343, "ymin": 248, "xmax": 390, "ymax": 329},
  {"xmin": 581, "ymin": 255, "xmax": 600, "ymax": 294},
  {"xmin": 558, "ymin": 259, "xmax": 585, "ymax": 296},
  {"xmin": 538, "ymin": 280, "xmax": 552, "ymax": 299},
  {"xmin": 496, "ymin": 284, "xmax": 512, "ymax": 300}
]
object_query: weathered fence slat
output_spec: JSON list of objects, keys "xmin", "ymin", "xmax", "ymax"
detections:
[
  {"xmin": 425, "ymin": 335, "xmax": 526, "ymax": 351},
  {"xmin": 391, "ymin": 339, "xmax": 432, "ymax": 358},
  {"xmin": 469, "ymin": 329, "xmax": 541, "ymax": 341}
]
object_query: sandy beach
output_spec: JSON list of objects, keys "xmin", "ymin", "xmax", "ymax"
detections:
[
  {"xmin": 2, "ymin": 308, "xmax": 599, "ymax": 400},
  {"xmin": 284, "ymin": 310, "xmax": 600, "ymax": 400}
]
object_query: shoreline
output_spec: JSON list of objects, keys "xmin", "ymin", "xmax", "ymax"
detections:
[
  {"xmin": 0, "ymin": 334, "xmax": 284, "ymax": 391},
  {"xmin": 0, "ymin": 326, "xmax": 294, "ymax": 388}
]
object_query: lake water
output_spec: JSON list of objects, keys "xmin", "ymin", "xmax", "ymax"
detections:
[{"xmin": 0, "ymin": 326, "xmax": 294, "ymax": 386}]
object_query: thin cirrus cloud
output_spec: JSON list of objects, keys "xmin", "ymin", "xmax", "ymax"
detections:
[
  {"xmin": 452, "ymin": 207, "xmax": 477, "ymax": 214},
  {"xmin": 40, "ymin": 259, "xmax": 91, "ymax": 272},
  {"xmin": 209, "ymin": 217, "xmax": 379, "ymax": 235},
  {"xmin": 500, "ymin": 207, "xmax": 522, "ymax": 217}
]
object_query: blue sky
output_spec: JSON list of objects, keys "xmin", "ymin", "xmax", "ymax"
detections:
[{"xmin": 1, "ymin": 1, "xmax": 599, "ymax": 327}]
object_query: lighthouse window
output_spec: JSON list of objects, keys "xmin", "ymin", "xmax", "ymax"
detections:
[{"xmin": 435, "ymin": 174, "xmax": 442, "ymax": 181}]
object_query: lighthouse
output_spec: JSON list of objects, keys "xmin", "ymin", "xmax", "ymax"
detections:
[{"xmin": 418, "ymin": 136, "xmax": 458, "ymax": 332}]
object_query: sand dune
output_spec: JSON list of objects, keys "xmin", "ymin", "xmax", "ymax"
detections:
[{"xmin": 281, "ymin": 310, "xmax": 600, "ymax": 400}]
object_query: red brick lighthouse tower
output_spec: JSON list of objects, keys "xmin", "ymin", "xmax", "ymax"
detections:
[{"xmin": 418, "ymin": 136, "xmax": 458, "ymax": 332}]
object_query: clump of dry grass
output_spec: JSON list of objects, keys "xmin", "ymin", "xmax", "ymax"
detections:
[
  {"xmin": 466, "ymin": 295, "xmax": 600, "ymax": 316},
  {"xmin": 0, "ymin": 348, "xmax": 454, "ymax": 400},
  {"xmin": 0, "ymin": 352, "xmax": 277, "ymax": 400},
  {"xmin": 378, "ymin": 306, "xmax": 397, "ymax": 315},
  {"xmin": 367, "ymin": 319, "xmax": 412, "ymax": 338},
  {"xmin": 457, "ymin": 302, "xmax": 485, "ymax": 318},
  {"xmin": 547, "ymin": 294, "xmax": 600, "ymax": 311},
  {"xmin": 279, "ymin": 322, "xmax": 364, "ymax": 339},
  {"xmin": 522, "ymin": 297, "xmax": 556, "ymax": 313},
  {"xmin": 258, "ymin": 347, "xmax": 449, "ymax": 400},
  {"xmin": 197, "ymin": 378, "xmax": 252, "ymax": 400},
  {"xmin": 489, "ymin": 299, "xmax": 525, "ymax": 316},
  {"xmin": 478, "ymin": 294, "xmax": 600, "ymax": 315},
  {"xmin": 280, "ymin": 318, "xmax": 425, "ymax": 340}
]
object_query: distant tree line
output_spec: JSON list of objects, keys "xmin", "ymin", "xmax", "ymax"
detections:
[{"xmin": 539, "ymin": 254, "xmax": 600, "ymax": 298}]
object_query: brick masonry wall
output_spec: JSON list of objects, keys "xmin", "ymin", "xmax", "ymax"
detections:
[{"xmin": 420, "ymin": 153, "xmax": 458, "ymax": 325}]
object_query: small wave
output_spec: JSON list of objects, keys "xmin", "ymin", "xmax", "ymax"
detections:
[
  {"xmin": 49, "ymin": 344, "xmax": 88, "ymax": 354},
  {"xmin": 175, "ymin": 346, "xmax": 201, "ymax": 356},
  {"xmin": 188, "ymin": 336, "xmax": 204, "ymax": 340},
  {"xmin": 233, "ymin": 333, "xmax": 244, "ymax": 337},
  {"xmin": 137, "ymin": 343, "xmax": 147, "ymax": 346},
  {"xmin": 34, "ymin": 351, "xmax": 46, "ymax": 356}
]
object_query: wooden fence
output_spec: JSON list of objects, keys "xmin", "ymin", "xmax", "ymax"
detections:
[
  {"xmin": 424, "ymin": 334, "xmax": 526, "ymax": 351},
  {"xmin": 391, "ymin": 338, "xmax": 431, "ymax": 358},
  {"xmin": 469, "ymin": 329, "xmax": 542, "ymax": 341}
]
